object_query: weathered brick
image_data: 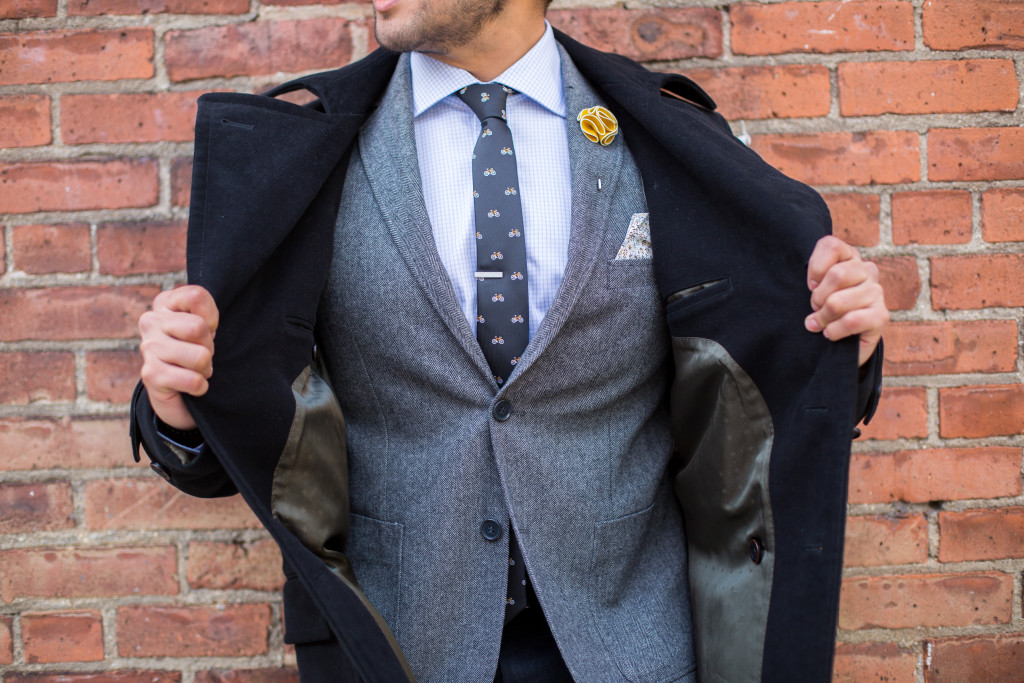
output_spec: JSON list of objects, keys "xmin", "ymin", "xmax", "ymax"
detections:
[
  {"xmin": 930, "ymin": 128, "xmax": 1024, "ymax": 182},
  {"xmin": 548, "ymin": 8, "xmax": 722, "ymax": 62},
  {"xmin": 85, "ymin": 350, "xmax": 140, "ymax": 403},
  {"xmin": 0, "ymin": 286, "xmax": 158, "ymax": 342},
  {"xmin": 0, "ymin": 616, "xmax": 10, "ymax": 664},
  {"xmin": 117, "ymin": 604, "xmax": 270, "ymax": 657},
  {"xmin": 923, "ymin": 0, "xmax": 1024, "ymax": 51},
  {"xmin": 732, "ymin": 1, "xmax": 914, "ymax": 55},
  {"xmin": 0, "ymin": 159, "xmax": 159, "ymax": 214},
  {"xmin": 22, "ymin": 610, "xmax": 103, "ymax": 663},
  {"xmin": 0, "ymin": 352, "xmax": 75, "ymax": 404},
  {"xmin": 891, "ymin": 190, "xmax": 972, "ymax": 245},
  {"xmin": 939, "ymin": 384, "xmax": 1024, "ymax": 439},
  {"xmin": 0, "ymin": 546, "xmax": 177, "ymax": 602},
  {"xmin": 839, "ymin": 572, "xmax": 1013, "ymax": 630},
  {"xmin": 63, "ymin": 92, "xmax": 201, "ymax": 144},
  {"xmin": 0, "ymin": 29, "xmax": 153, "ymax": 85},
  {"xmin": 833, "ymin": 642, "xmax": 917, "ymax": 683},
  {"xmin": 840, "ymin": 59, "xmax": 1018, "ymax": 115},
  {"xmin": 844, "ymin": 514, "xmax": 928, "ymax": 567},
  {"xmin": 931, "ymin": 254, "xmax": 1024, "ymax": 309},
  {"xmin": 982, "ymin": 188, "xmax": 1024, "ymax": 242},
  {"xmin": 0, "ymin": 95, "xmax": 51, "ymax": 148},
  {"xmin": 188, "ymin": 540, "xmax": 284, "ymax": 591},
  {"xmin": 859, "ymin": 386, "xmax": 928, "ymax": 441},
  {"xmin": 0, "ymin": 0, "xmax": 57, "ymax": 18},
  {"xmin": 751, "ymin": 131, "xmax": 920, "ymax": 186},
  {"xmin": 362, "ymin": 17, "xmax": 379, "ymax": 53},
  {"xmin": 823, "ymin": 193, "xmax": 879, "ymax": 247},
  {"xmin": 849, "ymin": 447, "xmax": 1022, "ymax": 505},
  {"xmin": 0, "ymin": 417, "xmax": 131, "ymax": 470},
  {"xmin": 165, "ymin": 19, "xmax": 353, "ymax": 82},
  {"xmin": 926, "ymin": 635, "xmax": 1024, "ymax": 682},
  {"xmin": 680, "ymin": 65, "xmax": 829, "ymax": 120},
  {"xmin": 940, "ymin": 508, "xmax": 1024, "ymax": 563},
  {"xmin": 6, "ymin": 673, "xmax": 181, "ymax": 683},
  {"xmin": 84, "ymin": 478, "xmax": 259, "ymax": 530},
  {"xmin": 11, "ymin": 223, "xmax": 91, "ymax": 274},
  {"xmin": 882, "ymin": 320, "xmax": 1018, "ymax": 376},
  {"xmin": 195, "ymin": 670, "xmax": 300, "ymax": 683},
  {"xmin": 171, "ymin": 158, "xmax": 193, "ymax": 207},
  {"xmin": 0, "ymin": 481, "xmax": 74, "ymax": 534},
  {"xmin": 69, "ymin": 0, "xmax": 248, "ymax": 15},
  {"xmin": 97, "ymin": 220, "xmax": 187, "ymax": 275},
  {"xmin": 873, "ymin": 256, "xmax": 921, "ymax": 311}
]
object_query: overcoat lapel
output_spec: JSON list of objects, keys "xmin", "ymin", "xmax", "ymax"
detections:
[{"xmin": 358, "ymin": 55, "xmax": 493, "ymax": 377}]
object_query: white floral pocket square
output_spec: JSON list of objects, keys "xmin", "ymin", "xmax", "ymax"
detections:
[{"xmin": 615, "ymin": 213, "xmax": 652, "ymax": 260}]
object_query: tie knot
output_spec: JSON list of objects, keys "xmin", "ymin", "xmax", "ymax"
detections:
[{"xmin": 457, "ymin": 82, "xmax": 513, "ymax": 124}]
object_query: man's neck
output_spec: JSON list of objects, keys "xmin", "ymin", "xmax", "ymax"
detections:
[{"xmin": 420, "ymin": 15, "xmax": 546, "ymax": 82}]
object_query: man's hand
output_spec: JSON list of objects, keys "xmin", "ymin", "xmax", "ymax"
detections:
[
  {"xmin": 138, "ymin": 285, "xmax": 219, "ymax": 431},
  {"xmin": 805, "ymin": 235, "xmax": 889, "ymax": 367}
]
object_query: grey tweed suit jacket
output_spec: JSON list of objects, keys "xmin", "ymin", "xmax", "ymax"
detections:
[{"xmin": 315, "ymin": 51, "xmax": 694, "ymax": 682}]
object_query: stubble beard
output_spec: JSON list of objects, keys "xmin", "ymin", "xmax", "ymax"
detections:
[{"xmin": 373, "ymin": 0, "xmax": 507, "ymax": 56}]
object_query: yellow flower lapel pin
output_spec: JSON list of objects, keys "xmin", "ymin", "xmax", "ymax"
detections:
[{"xmin": 577, "ymin": 106, "xmax": 618, "ymax": 146}]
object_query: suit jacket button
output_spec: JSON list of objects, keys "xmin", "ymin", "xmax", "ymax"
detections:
[
  {"xmin": 480, "ymin": 519, "xmax": 502, "ymax": 542},
  {"xmin": 749, "ymin": 537, "xmax": 764, "ymax": 565},
  {"xmin": 492, "ymin": 400, "xmax": 512, "ymax": 422},
  {"xmin": 150, "ymin": 462, "xmax": 173, "ymax": 483}
]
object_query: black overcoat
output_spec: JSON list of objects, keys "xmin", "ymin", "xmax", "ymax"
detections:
[{"xmin": 132, "ymin": 30, "xmax": 881, "ymax": 682}]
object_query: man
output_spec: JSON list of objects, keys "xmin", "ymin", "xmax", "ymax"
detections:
[{"xmin": 131, "ymin": 0, "xmax": 888, "ymax": 679}]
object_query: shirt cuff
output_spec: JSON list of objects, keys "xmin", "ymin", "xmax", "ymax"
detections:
[{"xmin": 155, "ymin": 416, "xmax": 205, "ymax": 463}]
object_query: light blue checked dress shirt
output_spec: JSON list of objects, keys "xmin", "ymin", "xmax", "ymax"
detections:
[{"xmin": 410, "ymin": 23, "xmax": 572, "ymax": 341}]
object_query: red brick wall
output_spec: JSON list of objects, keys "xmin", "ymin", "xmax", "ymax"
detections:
[{"xmin": 0, "ymin": 1, "xmax": 1021, "ymax": 680}]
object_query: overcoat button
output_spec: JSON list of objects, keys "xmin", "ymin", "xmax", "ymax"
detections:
[
  {"xmin": 492, "ymin": 400, "xmax": 512, "ymax": 422},
  {"xmin": 749, "ymin": 537, "xmax": 764, "ymax": 565},
  {"xmin": 150, "ymin": 462, "xmax": 173, "ymax": 483},
  {"xmin": 481, "ymin": 519, "xmax": 502, "ymax": 542}
]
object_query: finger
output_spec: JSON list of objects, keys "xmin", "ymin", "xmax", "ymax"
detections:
[
  {"xmin": 807, "ymin": 235, "xmax": 859, "ymax": 291},
  {"xmin": 153, "ymin": 285, "xmax": 219, "ymax": 335},
  {"xmin": 814, "ymin": 296, "xmax": 888, "ymax": 341},
  {"xmin": 140, "ymin": 334, "xmax": 214, "ymax": 378},
  {"xmin": 141, "ymin": 359, "xmax": 211, "ymax": 399},
  {"xmin": 160, "ymin": 312, "xmax": 216, "ymax": 349},
  {"xmin": 809, "ymin": 260, "xmax": 876, "ymax": 312},
  {"xmin": 809, "ymin": 280, "xmax": 883, "ymax": 330}
]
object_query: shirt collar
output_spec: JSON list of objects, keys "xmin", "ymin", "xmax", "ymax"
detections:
[{"xmin": 410, "ymin": 22, "xmax": 565, "ymax": 118}]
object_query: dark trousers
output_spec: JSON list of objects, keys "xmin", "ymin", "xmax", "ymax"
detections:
[{"xmin": 494, "ymin": 606, "xmax": 575, "ymax": 683}]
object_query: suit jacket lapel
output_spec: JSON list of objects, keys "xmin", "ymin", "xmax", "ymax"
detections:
[
  {"xmin": 509, "ymin": 44, "xmax": 630, "ymax": 380},
  {"xmin": 357, "ymin": 49, "xmax": 632, "ymax": 387},
  {"xmin": 358, "ymin": 55, "xmax": 491, "ymax": 374}
]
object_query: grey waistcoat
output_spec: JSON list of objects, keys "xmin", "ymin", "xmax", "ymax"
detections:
[{"xmin": 317, "ymin": 51, "xmax": 695, "ymax": 682}]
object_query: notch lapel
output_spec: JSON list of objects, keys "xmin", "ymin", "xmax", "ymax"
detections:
[
  {"xmin": 506, "ymin": 45, "xmax": 629, "ymax": 382},
  {"xmin": 358, "ymin": 55, "xmax": 492, "ymax": 375}
]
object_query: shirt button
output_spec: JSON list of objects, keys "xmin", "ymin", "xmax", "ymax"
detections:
[
  {"xmin": 480, "ymin": 519, "xmax": 503, "ymax": 542},
  {"xmin": 492, "ymin": 400, "xmax": 512, "ymax": 422}
]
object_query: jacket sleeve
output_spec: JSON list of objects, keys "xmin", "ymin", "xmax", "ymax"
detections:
[
  {"xmin": 853, "ymin": 338, "xmax": 884, "ymax": 431},
  {"xmin": 129, "ymin": 381, "xmax": 238, "ymax": 498}
]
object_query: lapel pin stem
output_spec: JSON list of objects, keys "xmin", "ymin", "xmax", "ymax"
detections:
[{"xmin": 597, "ymin": 178, "xmax": 603, "ymax": 191}]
